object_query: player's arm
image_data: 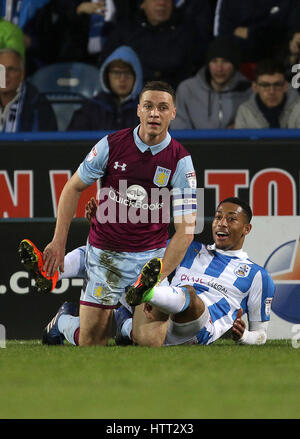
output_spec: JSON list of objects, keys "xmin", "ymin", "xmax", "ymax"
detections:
[
  {"xmin": 232, "ymin": 309, "xmax": 269, "ymax": 345},
  {"xmin": 43, "ymin": 172, "xmax": 89, "ymax": 276},
  {"xmin": 160, "ymin": 212, "xmax": 196, "ymax": 282},
  {"xmin": 160, "ymin": 155, "xmax": 197, "ymax": 282},
  {"xmin": 232, "ymin": 270, "xmax": 275, "ymax": 345},
  {"xmin": 44, "ymin": 136, "xmax": 109, "ymax": 276}
]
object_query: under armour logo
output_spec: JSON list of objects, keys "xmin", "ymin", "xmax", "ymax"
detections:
[{"xmin": 114, "ymin": 162, "xmax": 127, "ymax": 171}]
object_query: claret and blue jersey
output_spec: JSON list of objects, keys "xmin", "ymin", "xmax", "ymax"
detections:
[{"xmin": 78, "ymin": 126, "xmax": 197, "ymax": 252}]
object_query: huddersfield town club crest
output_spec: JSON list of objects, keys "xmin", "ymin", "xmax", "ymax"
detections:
[
  {"xmin": 153, "ymin": 166, "xmax": 171, "ymax": 187},
  {"xmin": 234, "ymin": 264, "xmax": 250, "ymax": 278}
]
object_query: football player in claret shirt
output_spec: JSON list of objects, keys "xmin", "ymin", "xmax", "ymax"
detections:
[{"xmin": 19, "ymin": 80, "xmax": 197, "ymax": 346}]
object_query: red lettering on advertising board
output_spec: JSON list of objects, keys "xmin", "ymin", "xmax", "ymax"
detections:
[
  {"xmin": 250, "ymin": 169, "xmax": 296, "ymax": 215},
  {"xmin": 49, "ymin": 171, "xmax": 98, "ymax": 217},
  {"xmin": 0, "ymin": 171, "xmax": 33, "ymax": 217},
  {"xmin": 205, "ymin": 170, "xmax": 249, "ymax": 205}
]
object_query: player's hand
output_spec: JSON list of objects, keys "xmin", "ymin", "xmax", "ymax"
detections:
[
  {"xmin": 232, "ymin": 308, "xmax": 246, "ymax": 341},
  {"xmin": 76, "ymin": 1, "xmax": 106, "ymax": 15},
  {"xmin": 85, "ymin": 197, "xmax": 98, "ymax": 224},
  {"xmin": 43, "ymin": 241, "xmax": 65, "ymax": 277},
  {"xmin": 234, "ymin": 27, "xmax": 248, "ymax": 39}
]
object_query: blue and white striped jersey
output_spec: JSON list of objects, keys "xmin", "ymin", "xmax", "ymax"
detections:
[{"xmin": 169, "ymin": 241, "xmax": 275, "ymax": 344}]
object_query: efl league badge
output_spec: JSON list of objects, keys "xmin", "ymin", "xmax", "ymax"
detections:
[
  {"xmin": 86, "ymin": 146, "xmax": 97, "ymax": 162},
  {"xmin": 153, "ymin": 166, "xmax": 171, "ymax": 187},
  {"xmin": 234, "ymin": 264, "xmax": 250, "ymax": 278}
]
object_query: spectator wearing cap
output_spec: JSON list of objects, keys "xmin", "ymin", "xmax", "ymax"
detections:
[
  {"xmin": 67, "ymin": 45, "xmax": 143, "ymax": 131},
  {"xmin": 171, "ymin": 37, "xmax": 252, "ymax": 129},
  {"xmin": 0, "ymin": 18, "xmax": 25, "ymax": 58}
]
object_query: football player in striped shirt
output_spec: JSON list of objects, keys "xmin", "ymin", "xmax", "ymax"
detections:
[{"xmin": 123, "ymin": 197, "xmax": 275, "ymax": 346}]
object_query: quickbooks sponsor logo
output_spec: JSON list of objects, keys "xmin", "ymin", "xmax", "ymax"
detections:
[
  {"xmin": 0, "ymin": 64, "xmax": 5, "ymax": 88},
  {"xmin": 94, "ymin": 180, "xmax": 204, "ymax": 233},
  {"xmin": 0, "ymin": 324, "xmax": 5, "ymax": 348}
]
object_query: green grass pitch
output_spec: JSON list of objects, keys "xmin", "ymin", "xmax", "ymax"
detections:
[{"xmin": 0, "ymin": 339, "xmax": 299, "ymax": 419}]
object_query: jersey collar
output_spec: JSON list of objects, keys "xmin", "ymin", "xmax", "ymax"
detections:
[
  {"xmin": 133, "ymin": 125, "xmax": 171, "ymax": 155},
  {"xmin": 207, "ymin": 243, "xmax": 249, "ymax": 260}
]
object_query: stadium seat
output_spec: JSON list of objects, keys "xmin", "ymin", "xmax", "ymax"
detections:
[{"xmin": 28, "ymin": 63, "xmax": 101, "ymax": 131}]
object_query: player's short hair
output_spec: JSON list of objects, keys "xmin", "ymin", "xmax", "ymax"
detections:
[
  {"xmin": 139, "ymin": 81, "xmax": 176, "ymax": 103},
  {"xmin": 217, "ymin": 197, "xmax": 252, "ymax": 223},
  {"xmin": 254, "ymin": 59, "xmax": 286, "ymax": 81}
]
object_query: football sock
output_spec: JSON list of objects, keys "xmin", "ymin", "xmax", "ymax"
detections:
[
  {"xmin": 59, "ymin": 246, "xmax": 86, "ymax": 280},
  {"xmin": 58, "ymin": 314, "xmax": 80, "ymax": 345},
  {"xmin": 145, "ymin": 286, "xmax": 190, "ymax": 314}
]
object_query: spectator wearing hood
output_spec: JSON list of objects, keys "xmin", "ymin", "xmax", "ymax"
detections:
[
  {"xmin": 67, "ymin": 46, "xmax": 143, "ymax": 131},
  {"xmin": 171, "ymin": 37, "xmax": 252, "ymax": 130}
]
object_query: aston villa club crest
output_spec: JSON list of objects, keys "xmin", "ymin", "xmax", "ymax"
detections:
[
  {"xmin": 234, "ymin": 264, "xmax": 250, "ymax": 278},
  {"xmin": 153, "ymin": 166, "xmax": 171, "ymax": 187}
]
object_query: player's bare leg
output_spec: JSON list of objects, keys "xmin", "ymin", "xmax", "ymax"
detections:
[
  {"xmin": 79, "ymin": 305, "xmax": 115, "ymax": 346},
  {"xmin": 126, "ymin": 257, "xmax": 168, "ymax": 346},
  {"xmin": 132, "ymin": 303, "xmax": 169, "ymax": 347}
]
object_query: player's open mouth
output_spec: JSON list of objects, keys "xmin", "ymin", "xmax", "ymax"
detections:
[{"xmin": 216, "ymin": 231, "xmax": 229, "ymax": 240}]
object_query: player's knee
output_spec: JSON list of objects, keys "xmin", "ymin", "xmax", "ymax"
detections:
[
  {"xmin": 183, "ymin": 285, "xmax": 199, "ymax": 308},
  {"xmin": 176, "ymin": 285, "xmax": 206, "ymax": 321},
  {"xmin": 132, "ymin": 306, "xmax": 168, "ymax": 347}
]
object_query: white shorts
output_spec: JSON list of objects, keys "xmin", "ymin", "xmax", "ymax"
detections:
[
  {"xmin": 80, "ymin": 241, "xmax": 165, "ymax": 308},
  {"xmin": 163, "ymin": 304, "xmax": 215, "ymax": 346}
]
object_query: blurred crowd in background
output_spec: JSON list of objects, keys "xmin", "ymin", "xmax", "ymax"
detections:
[{"xmin": 1, "ymin": 0, "xmax": 300, "ymax": 132}]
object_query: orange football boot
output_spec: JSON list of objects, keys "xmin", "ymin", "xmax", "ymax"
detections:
[
  {"xmin": 18, "ymin": 239, "xmax": 59, "ymax": 293},
  {"xmin": 126, "ymin": 258, "xmax": 163, "ymax": 306}
]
